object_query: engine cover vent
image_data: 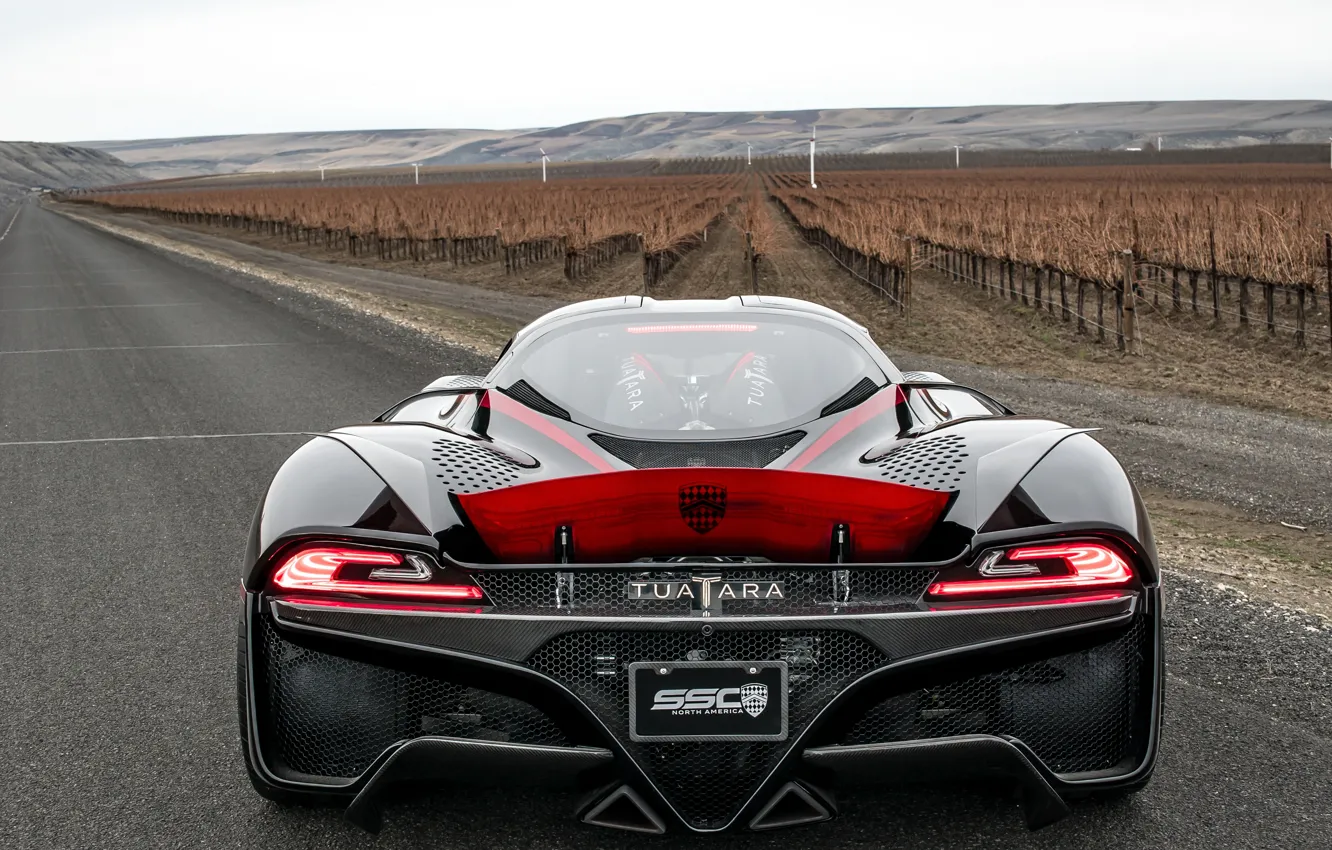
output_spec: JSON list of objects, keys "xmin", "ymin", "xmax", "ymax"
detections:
[
  {"xmin": 432, "ymin": 438, "xmax": 525, "ymax": 493},
  {"xmin": 502, "ymin": 380, "xmax": 571, "ymax": 421},
  {"xmin": 588, "ymin": 431, "xmax": 805, "ymax": 469},
  {"xmin": 821, "ymin": 377, "xmax": 880, "ymax": 417},
  {"xmin": 874, "ymin": 433, "xmax": 969, "ymax": 491}
]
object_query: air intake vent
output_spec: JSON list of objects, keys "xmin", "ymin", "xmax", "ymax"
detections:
[
  {"xmin": 588, "ymin": 431, "xmax": 805, "ymax": 469},
  {"xmin": 821, "ymin": 378, "xmax": 880, "ymax": 417},
  {"xmin": 874, "ymin": 433, "xmax": 969, "ymax": 492},
  {"xmin": 501, "ymin": 380, "xmax": 570, "ymax": 420}
]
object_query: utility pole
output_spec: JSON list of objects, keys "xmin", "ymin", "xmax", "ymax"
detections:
[
  {"xmin": 953, "ymin": 145, "xmax": 962, "ymax": 168},
  {"xmin": 809, "ymin": 126, "xmax": 817, "ymax": 189}
]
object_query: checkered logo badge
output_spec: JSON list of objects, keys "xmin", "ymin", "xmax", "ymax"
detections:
[
  {"xmin": 678, "ymin": 484, "xmax": 727, "ymax": 534},
  {"xmin": 740, "ymin": 683, "xmax": 769, "ymax": 718}
]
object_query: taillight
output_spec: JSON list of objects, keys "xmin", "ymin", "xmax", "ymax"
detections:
[
  {"xmin": 269, "ymin": 546, "xmax": 484, "ymax": 602},
  {"xmin": 927, "ymin": 542, "xmax": 1134, "ymax": 599}
]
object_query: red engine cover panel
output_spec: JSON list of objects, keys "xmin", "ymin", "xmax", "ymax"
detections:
[{"xmin": 455, "ymin": 468, "xmax": 951, "ymax": 563}]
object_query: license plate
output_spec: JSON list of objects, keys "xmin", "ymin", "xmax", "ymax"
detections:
[{"xmin": 628, "ymin": 661, "xmax": 787, "ymax": 742}]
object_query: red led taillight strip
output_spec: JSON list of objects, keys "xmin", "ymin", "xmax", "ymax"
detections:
[
  {"xmin": 270, "ymin": 547, "xmax": 483, "ymax": 600},
  {"xmin": 927, "ymin": 543, "xmax": 1134, "ymax": 598}
]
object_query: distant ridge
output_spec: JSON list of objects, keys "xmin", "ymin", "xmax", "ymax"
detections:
[
  {"xmin": 0, "ymin": 141, "xmax": 139, "ymax": 200},
  {"xmin": 79, "ymin": 100, "xmax": 1332, "ymax": 180}
]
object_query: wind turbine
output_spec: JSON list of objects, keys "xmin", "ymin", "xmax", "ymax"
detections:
[
  {"xmin": 540, "ymin": 148, "xmax": 550, "ymax": 183},
  {"xmin": 411, "ymin": 163, "xmax": 421, "ymax": 185},
  {"xmin": 953, "ymin": 145, "xmax": 962, "ymax": 168},
  {"xmin": 747, "ymin": 143, "xmax": 752, "ymax": 167},
  {"xmin": 318, "ymin": 165, "xmax": 326, "ymax": 182},
  {"xmin": 809, "ymin": 126, "xmax": 817, "ymax": 189}
]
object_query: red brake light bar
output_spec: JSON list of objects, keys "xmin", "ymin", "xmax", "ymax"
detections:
[
  {"xmin": 927, "ymin": 543, "xmax": 1134, "ymax": 598},
  {"xmin": 270, "ymin": 547, "xmax": 483, "ymax": 601},
  {"xmin": 626, "ymin": 323, "xmax": 757, "ymax": 334}
]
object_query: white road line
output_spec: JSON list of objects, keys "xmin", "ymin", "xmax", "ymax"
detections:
[
  {"xmin": 0, "ymin": 282, "xmax": 153, "ymax": 290},
  {"xmin": 0, "ymin": 269, "xmax": 150, "ymax": 276},
  {"xmin": 0, "ymin": 431, "xmax": 310, "ymax": 448},
  {"xmin": 0, "ymin": 302, "xmax": 199, "ymax": 313},
  {"xmin": 0, "ymin": 342, "xmax": 303, "ymax": 356},
  {"xmin": 0, "ymin": 207, "xmax": 19, "ymax": 241}
]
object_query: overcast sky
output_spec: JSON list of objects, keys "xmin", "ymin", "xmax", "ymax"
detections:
[{"xmin": 2, "ymin": 0, "xmax": 1328, "ymax": 142}]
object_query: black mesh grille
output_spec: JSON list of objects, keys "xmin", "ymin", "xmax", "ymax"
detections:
[
  {"xmin": 527, "ymin": 629, "xmax": 887, "ymax": 828},
  {"xmin": 873, "ymin": 433, "xmax": 969, "ymax": 491},
  {"xmin": 431, "ymin": 437, "xmax": 525, "ymax": 494},
  {"xmin": 475, "ymin": 567, "xmax": 936, "ymax": 615},
  {"xmin": 587, "ymin": 431, "xmax": 805, "ymax": 469},
  {"xmin": 841, "ymin": 618, "xmax": 1147, "ymax": 774},
  {"xmin": 502, "ymin": 380, "xmax": 571, "ymax": 420},
  {"xmin": 257, "ymin": 617, "xmax": 569, "ymax": 779},
  {"xmin": 821, "ymin": 377, "xmax": 880, "ymax": 417}
]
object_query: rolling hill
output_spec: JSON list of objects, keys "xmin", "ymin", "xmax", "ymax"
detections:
[
  {"xmin": 80, "ymin": 100, "xmax": 1332, "ymax": 180},
  {"xmin": 0, "ymin": 142, "xmax": 140, "ymax": 201}
]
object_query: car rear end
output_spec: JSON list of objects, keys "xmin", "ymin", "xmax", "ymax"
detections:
[{"xmin": 240, "ymin": 531, "xmax": 1160, "ymax": 833}]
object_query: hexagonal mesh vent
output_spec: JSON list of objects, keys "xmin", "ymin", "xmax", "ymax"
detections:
[
  {"xmin": 431, "ymin": 438, "xmax": 524, "ymax": 494},
  {"xmin": 527, "ymin": 629, "xmax": 887, "ymax": 829},
  {"xmin": 874, "ymin": 433, "xmax": 969, "ymax": 491},
  {"xmin": 477, "ymin": 567, "xmax": 936, "ymax": 615},
  {"xmin": 257, "ymin": 617, "xmax": 569, "ymax": 779},
  {"xmin": 587, "ymin": 431, "xmax": 805, "ymax": 469},
  {"xmin": 841, "ymin": 617, "xmax": 1146, "ymax": 774}
]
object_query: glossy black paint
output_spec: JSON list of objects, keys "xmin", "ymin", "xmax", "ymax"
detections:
[{"xmin": 239, "ymin": 296, "xmax": 1163, "ymax": 833}]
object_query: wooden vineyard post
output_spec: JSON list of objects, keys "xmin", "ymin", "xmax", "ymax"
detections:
[
  {"xmin": 1121, "ymin": 250, "xmax": 1141, "ymax": 355},
  {"xmin": 1265, "ymin": 283, "xmax": 1275, "ymax": 335},
  {"xmin": 904, "ymin": 239, "xmax": 914, "ymax": 320},
  {"xmin": 746, "ymin": 231, "xmax": 758, "ymax": 294},
  {"xmin": 639, "ymin": 233, "xmax": 649, "ymax": 296},
  {"xmin": 1076, "ymin": 279, "xmax": 1086, "ymax": 334},
  {"xmin": 1296, "ymin": 285, "xmax": 1306, "ymax": 348},
  {"xmin": 1209, "ymin": 227, "xmax": 1220, "ymax": 320},
  {"xmin": 1097, "ymin": 282, "xmax": 1106, "ymax": 343}
]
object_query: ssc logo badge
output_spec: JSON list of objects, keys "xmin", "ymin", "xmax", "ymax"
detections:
[
  {"xmin": 740, "ymin": 683, "xmax": 769, "ymax": 718},
  {"xmin": 678, "ymin": 484, "xmax": 727, "ymax": 534}
]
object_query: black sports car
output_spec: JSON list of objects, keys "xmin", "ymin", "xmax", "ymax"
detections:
[{"xmin": 238, "ymin": 295, "xmax": 1161, "ymax": 834}]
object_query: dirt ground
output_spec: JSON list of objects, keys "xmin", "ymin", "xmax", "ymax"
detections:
[{"xmin": 1148, "ymin": 490, "xmax": 1332, "ymax": 617}]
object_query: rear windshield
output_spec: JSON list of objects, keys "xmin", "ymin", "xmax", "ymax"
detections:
[{"xmin": 494, "ymin": 313, "xmax": 882, "ymax": 435}]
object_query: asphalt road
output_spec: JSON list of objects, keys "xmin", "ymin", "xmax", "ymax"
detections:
[{"xmin": 1, "ymin": 202, "xmax": 1330, "ymax": 850}]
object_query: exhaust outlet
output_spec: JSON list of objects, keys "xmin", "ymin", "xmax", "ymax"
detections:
[
  {"xmin": 749, "ymin": 781, "xmax": 835, "ymax": 830},
  {"xmin": 580, "ymin": 784, "xmax": 667, "ymax": 835}
]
